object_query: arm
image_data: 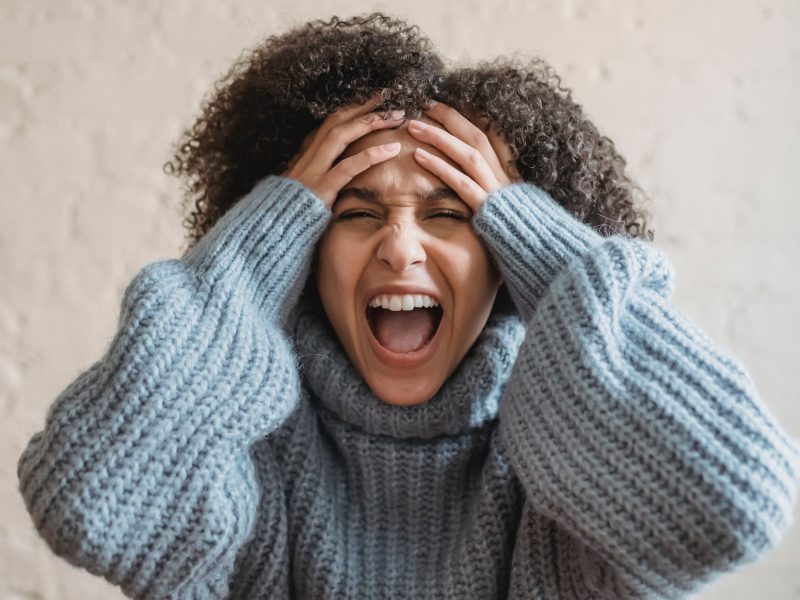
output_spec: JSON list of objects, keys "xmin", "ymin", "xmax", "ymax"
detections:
[
  {"xmin": 17, "ymin": 175, "xmax": 331, "ymax": 598},
  {"xmin": 473, "ymin": 182, "xmax": 800, "ymax": 598}
]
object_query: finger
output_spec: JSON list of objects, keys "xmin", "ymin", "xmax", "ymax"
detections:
[
  {"xmin": 412, "ymin": 147, "xmax": 486, "ymax": 213},
  {"xmin": 421, "ymin": 100, "xmax": 509, "ymax": 183},
  {"xmin": 295, "ymin": 92, "xmax": 388, "ymax": 173},
  {"xmin": 318, "ymin": 142, "xmax": 402, "ymax": 207},
  {"xmin": 428, "ymin": 101, "xmax": 520, "ymax": 184},
  {"xmin": 292, "ymin": 106, "xmax": 400, "ymax": 177},
  {"xmin": 304, "ymin": 110, "xmax": 405, "ymax": 179},
  {"xmin": 331, "ymin": 91, "xmax": 388, "ymax": 124},
  {"xmin": 424, "ymin": 101, "xmax": 497, "ymax": 161},
  {"xmin": 407, "ymin": 119, "xmax": 498, "ymax": 191},
  {"xmin": 458, "ymin": 108, "xmax": 512, "ymax": 178}
]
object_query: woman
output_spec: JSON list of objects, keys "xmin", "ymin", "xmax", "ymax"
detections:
[{"xmin": 17, "ymin": 12, "xmax": 800, "ymax": 599}]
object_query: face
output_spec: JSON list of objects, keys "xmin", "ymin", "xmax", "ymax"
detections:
[{"xmin": 314, "ymin": 115, "xmax": 503, "ymax": 407}]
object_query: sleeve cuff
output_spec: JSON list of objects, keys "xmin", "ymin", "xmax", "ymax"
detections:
[
  {"xmin": 472, "ymin": 182, "xmax": 605, "ymax": 321},
  {"xmin": 180, "ymin": 175, "xmax": 331, "ymax": 321}
]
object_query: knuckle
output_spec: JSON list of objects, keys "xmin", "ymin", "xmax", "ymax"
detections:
[
  {"xmin": 470, "ymin": 130, "xmax": 490, "ymax": 149},
  {"xmin": 467, "ymin": 149, "xmax": 484, "ymax": 167},
  {"xmin": 508, "ymin": 162, "xmax": 522, "ymax": 179},
  {"xmin": 326, "ymin": 126, "xmax": 348, "ymax": 146},
  {"xmin": 361, "ymin": 112, "xmax": 380, "ymax": 124},
  {"xmin": 323, "ymin": 109, "xmax": 346, "ymax": 126},
  {"xmin": 331, "ymin": 159, "xmax": 355, "ymax": 180}
]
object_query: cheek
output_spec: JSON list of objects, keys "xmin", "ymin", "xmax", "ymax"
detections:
[
  {"xmin": 316, "ymin": 233, "xmax": 365, "ymax": 301},
  {"xmin": 440, "ymin": 237, "xmax": 499, "ymax": 294}
]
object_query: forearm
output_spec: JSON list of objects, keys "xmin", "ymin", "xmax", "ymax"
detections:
[
  {"xmin": 181, "ymin": 174, "xmax": 332, "ymax": 323},
  {"xmin": 472, "ymin": 181, "xmax": 604, "ymax": 323}
]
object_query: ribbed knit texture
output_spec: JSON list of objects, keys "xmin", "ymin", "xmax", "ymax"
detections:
[{"xmin": 17, "ymin": 175, "xmax": 800, "ymax": 599}]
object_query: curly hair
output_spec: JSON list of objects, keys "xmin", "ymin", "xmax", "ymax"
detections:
[{"xmin": 165, "ymin": 11, "xmax": 655, "ymax": 257}]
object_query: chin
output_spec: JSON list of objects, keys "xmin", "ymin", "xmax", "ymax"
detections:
[{"xmin": 368, "ymin": 377, "xmax": 441, "ymax": 406}]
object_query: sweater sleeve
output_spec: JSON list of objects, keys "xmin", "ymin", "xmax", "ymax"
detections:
[
  {"xmin": 472, "ymin": 182, "xmax": 800, "ymax": 598},
  {"xmin": 16, "ymin": 175, "xmax": 331, "ymax": 598}
]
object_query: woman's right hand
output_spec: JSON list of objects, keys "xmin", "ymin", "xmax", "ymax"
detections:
[{"xmin": 281, "ymin": 93, "xmax": 406, "ymax": 208}]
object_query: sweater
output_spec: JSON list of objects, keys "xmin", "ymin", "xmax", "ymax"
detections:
[{"xmin": 17, "ymin": 174, "xmax": 800, "ymax": 599}]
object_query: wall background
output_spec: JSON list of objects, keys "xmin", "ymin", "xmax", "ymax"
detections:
[{"xmin": 1, "ymin": 1, "xmax": 798, "ymax": 598}]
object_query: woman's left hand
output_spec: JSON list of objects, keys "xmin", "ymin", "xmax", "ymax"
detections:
[{"xmin": 406, "ymin": 100, "xmax": 522, "ymax": 213}]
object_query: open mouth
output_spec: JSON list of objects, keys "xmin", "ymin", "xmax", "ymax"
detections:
[{"xmin": 365, "ymin": 305, "xmax": 444, "ymax": 354}]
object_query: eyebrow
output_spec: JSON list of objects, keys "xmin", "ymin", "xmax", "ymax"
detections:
[{"xmin": 335, "ymin": 186, "xmax": 463, "ymax": 205}]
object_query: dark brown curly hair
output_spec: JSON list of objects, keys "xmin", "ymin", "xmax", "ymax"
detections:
[{"xmin": 165, "ymin": 11, "xmax": 654, "ymax": 258}]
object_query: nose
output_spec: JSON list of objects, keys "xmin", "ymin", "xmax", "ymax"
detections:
[{"xmin": 376, "ymin": 222, "xmax": 426, "ymax": 272}]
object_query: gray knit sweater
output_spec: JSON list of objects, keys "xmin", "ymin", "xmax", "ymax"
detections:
[{"xmin": 17, "ymin": 175, "xmax": 800, "ymax": 599}]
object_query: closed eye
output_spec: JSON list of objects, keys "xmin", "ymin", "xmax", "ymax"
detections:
[
  {"xmin": 337, "ymin": 210, "xmax": 467, "ymax": 221},
  {"xmin": 337, "ymin": 211, "xmax": 378, "ymax": 220},
  {"xmin": 429, "ymin": 210, "xmax": 468, "ymax": 221}
]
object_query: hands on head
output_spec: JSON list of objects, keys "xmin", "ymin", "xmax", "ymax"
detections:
[{"xmin": 281, "ymin": 93, "xmax": 522, "ymax": 213}]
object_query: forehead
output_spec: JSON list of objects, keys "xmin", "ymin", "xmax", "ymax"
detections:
[
  {"xmin": 338, "ymin": 115, "xmax": 460, "ymax": 195},
  {"xmin": 341, "ymin": 113, "xmax": 441, "ymax": 152}
]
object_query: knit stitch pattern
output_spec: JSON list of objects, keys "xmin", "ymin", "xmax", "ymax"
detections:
[{"xmin": 17, "ymin": 175, "xmax": 800, "ymax": 599}]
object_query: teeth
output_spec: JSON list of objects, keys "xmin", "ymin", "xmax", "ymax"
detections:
[{"xmin": 368, "ymin": 293, "xmax": 440, "ymax": 311}]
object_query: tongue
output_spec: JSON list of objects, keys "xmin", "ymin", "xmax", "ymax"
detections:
[{"xmin": 373, "ymin": 309, "xmax": 436, "ymax": 353}]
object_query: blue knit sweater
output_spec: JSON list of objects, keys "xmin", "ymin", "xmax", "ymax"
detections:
[{"xmin": 17, "ymin": 175, "xmax": 800, "ymax": 599}]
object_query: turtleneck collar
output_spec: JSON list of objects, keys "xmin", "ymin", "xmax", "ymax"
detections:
[{"xmin": 287, "ymin": 285, "xmax": 527, "ymax": 440}]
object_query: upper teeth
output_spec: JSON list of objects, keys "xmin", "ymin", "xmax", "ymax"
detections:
[{"xmin": 369, "ymin": 294, "xmax": 439, "ymax": 311}]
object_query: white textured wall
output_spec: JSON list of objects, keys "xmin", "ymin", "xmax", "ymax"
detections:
[{"xmin": 2, "ymin": 1, "xmax": 798, "ymax": 598}]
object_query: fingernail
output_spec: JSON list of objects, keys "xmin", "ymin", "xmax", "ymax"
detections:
[
  {"xmin": 389, "ymin": 110, "xmax": 405, "ymax": 120},
  {"xmin": 408, "ymin": 119, "xmax": 427, "ymax": 130},
  {"xmin": 382, "ymin": 142, "xmax": 401, "ymax": 151},
  {"xmin": 428, "ymin": 99, "xmax": 438, "ymax": 106}
]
